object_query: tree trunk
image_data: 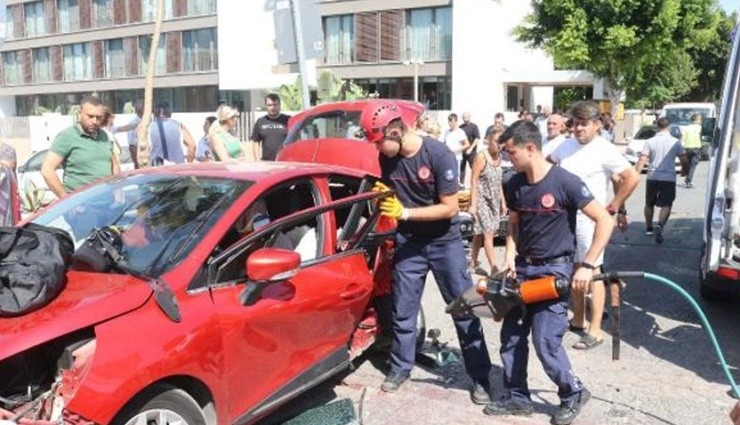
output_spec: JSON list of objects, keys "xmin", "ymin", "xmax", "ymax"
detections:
[{"xmin": 136, "ymin": 0, "xmax": 164, "ymax": 168}]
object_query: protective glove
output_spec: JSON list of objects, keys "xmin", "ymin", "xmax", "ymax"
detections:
[
  {"xmin": 379, "ymin": 195, "xmax": 406, "ymax": 220},
  {"xmin": 372, "ymin": 181, "xmax": 391, "ymax": 193}
]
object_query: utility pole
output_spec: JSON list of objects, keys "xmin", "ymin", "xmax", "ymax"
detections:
[
  {"xmin": 290, "ymin": 0, "xmax": 311, "ymax": 110},
  {"xmin": 404, "ymin": 58, "xmax": 424, "ymax": 103}
]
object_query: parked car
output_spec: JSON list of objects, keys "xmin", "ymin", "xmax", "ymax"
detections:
[
  {"xmin": 277, "ymin": 99, "xmax": 509, "ymax": 239},
  {"xmin": 17, "ymin": 144, "xmax": 136, "ymax": 208},
  {"xmin": 623, "ymin": 125, "xmax": 682, "ymax": 173},
  {"xmin": 1, "ymin": 162, "xmax": 417, "ymax": 424}
]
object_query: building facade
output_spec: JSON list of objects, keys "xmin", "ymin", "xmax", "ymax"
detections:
[
  {"xmin": 1, "ymin": 0, "xmax": 598, "ymax": 122},
  {"xmin": 0, "ymin": 0, "xmax": 238, "ymax": 118}
]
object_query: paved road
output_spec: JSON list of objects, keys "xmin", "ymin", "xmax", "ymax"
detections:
[{"xmin": 261, "ymin": 162, "xmax": 739, "ymax": 425}]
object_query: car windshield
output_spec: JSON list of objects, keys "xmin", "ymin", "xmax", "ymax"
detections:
[
  {"xmin": 32, "ymin": 173, "xmax": 253, "ymax": 275},
  {"xmin": 664, "ymin": 108, "xmax": 711, "ymax": 126}
]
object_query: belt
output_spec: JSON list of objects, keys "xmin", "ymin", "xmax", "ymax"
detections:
[{"xmin": 517, "ymin": 254, "xmax": 573, "ymax": 266}]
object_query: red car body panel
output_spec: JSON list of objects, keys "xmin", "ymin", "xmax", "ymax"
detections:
[
  {"xmin": 278, "ymin": 99, "xmax": 425, "ymax": 176},
  {"xmin": 2, "ymin": 161, "xmax": 383, "ymax": 425},
  {"xmin": 0, "ymin": 272, "xmax": 151, "ymax": 360}
]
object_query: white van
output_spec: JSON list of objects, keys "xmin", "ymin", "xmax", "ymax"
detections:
[
  {"xmin": 660, "ymin": 102, "xmax": 717, "ymax": 160},
  {"xmin": 701, "ymin": 28, "xmax": 740, "ymax": 300}
]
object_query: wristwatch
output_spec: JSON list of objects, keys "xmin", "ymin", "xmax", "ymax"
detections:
[{"xmin": 581, "ymin": 261, "xmax": 597, "ymax": 270}]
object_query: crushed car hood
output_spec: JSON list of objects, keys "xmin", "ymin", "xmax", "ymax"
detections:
[{"xmin": 0, "ymin": 271, "xmax": 153, "ymax": 359}]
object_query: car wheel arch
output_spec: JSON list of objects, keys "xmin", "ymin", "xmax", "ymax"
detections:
[{"xmin": 110, "ymin": 377, "xmax": 217, "ymax": 425}]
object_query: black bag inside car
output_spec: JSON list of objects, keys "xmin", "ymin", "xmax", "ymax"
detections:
[{"xmin": 0, "ymin": 223, "xmax": 74, "ymax": 316}]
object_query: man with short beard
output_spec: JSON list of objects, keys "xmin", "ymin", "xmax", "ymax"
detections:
[{"xmin": 541, "ymin": 113, "xmax": 568, "ymax": 157}]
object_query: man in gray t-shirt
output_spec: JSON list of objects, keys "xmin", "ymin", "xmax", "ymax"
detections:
[{"xmin": 635, "ymin": 117, "xmax": 688, "ymax": 243}]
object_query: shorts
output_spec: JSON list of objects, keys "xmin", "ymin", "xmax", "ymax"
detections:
[
  {"xmin": 645, "ymin": 179, "xmax": 676, "ymax": 208},
  {"xmin": 575, "ymin": 213, "xmax": 603, "ymax": 267}
]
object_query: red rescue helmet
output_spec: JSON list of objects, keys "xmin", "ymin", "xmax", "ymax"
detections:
[{"xmin": 360, "ymin": 101, "xmax": 420, "ymax": 144}]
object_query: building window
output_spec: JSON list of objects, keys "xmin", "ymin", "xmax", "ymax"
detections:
[
  {"xmin": 404, "ymin": 7, "xmax": 452, "ymax": 61},
  {"xmin": 92, "ymin": 0, "xmax": 113, "ymax": 28},
  {"xmin": 182, "ymin": 28, "xmax": 217, "ymax": 72},
  {"xmin": 24, "ymin": 1, "xmax": 46, "ymax": 37},
  {"xmin": 187, "ymin": 0, "xmax": 215, "ymax": 16},
  {"xmin": 33, "ymin": 48, "xmax": 52, "ymax": 83},
  {"xmin": 2, "ymin": 52, "xmax": 22, "ymax": 85},
  {"xmin": 63, "ymin": 43, "xmax": 93, "ymax": 81},
  {"xmin": 139, "ymin": 35, "xmax": 166, "ymax": 75},
  {"xmin": 105, "ymin": 38, "xmax": 125, "ymax": 78},
  {"xmin": 141, "ymin": 0, "xmax": 172, "ymax": 22},
  {"xmin": 324, "ymin": 15, "xmax": 353, "ymax": 64},
  {"xmin": 58, "ymin": 0, "xmax": 81, "ymax": 33},
  {"xmin": 5, "ymin": 7, "xmax": 14, "ymax": 40}
]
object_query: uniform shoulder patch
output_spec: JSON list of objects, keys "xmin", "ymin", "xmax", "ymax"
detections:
[{"xmin": 444, "ymin": 169, "xmax": 455, "ymax": 182}]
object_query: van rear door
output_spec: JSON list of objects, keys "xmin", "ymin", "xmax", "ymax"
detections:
[{"xmin": 701, "ymin": 24, "xmax": 740, "ymax": 300}]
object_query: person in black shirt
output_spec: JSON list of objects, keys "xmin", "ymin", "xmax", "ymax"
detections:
[
  {"xmin": 460, "ymin": 112, "xmax": 481, "ymax": 186},
  {"xmin": 251, "ymin": 93, "xmax": 290, "ymax": 161},
  {"xmin": 362, "ymin": 101, "xmax": 493, "ymax": 405},
  {"xmin": 485, "ymin": 120, "xmax": 612, "ymax": 425}
]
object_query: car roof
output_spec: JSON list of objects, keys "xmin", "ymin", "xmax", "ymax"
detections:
[{"xmin": 125, "ymin": 161, "xmax": 366, "ymax": 181}]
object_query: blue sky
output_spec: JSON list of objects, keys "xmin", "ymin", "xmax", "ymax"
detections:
[{"xmin": 721, "ymin": 0, "xmax": 739, "ymax": 12}]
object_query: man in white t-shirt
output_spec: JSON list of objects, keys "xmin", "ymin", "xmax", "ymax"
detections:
[
  {"xmin": 114, "ymin": 99, "xmax": 144, "ymax": 168},
  {"xmin": 541, "ymin": 113, "xmax": 568, "ymax": 157},
  {"xmin": 443, "ymin": 113, "xmax": 470, "ymax": 185},
  {"xmin": 548, "ymin": 101, "xmax": 640, "ymax": 351}
]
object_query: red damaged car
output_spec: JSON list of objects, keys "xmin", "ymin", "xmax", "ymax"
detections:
[{"xmin": 0, "ymin": 162, "xmax": 412, "ymax": 425}]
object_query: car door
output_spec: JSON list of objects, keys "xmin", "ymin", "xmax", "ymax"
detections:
[{"xmin": 203, "ymin": 190, "xmax": 385, "ymax": 422}]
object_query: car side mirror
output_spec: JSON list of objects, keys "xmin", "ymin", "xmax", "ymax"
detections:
[{"xmin": 239, "ymin": 248, "xmax": 300, "ymax": 306}]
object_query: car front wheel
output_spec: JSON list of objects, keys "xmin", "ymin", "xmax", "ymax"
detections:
[{"xmin": 116, "ymin": 385, "xmax": 207, "ymax": 425}]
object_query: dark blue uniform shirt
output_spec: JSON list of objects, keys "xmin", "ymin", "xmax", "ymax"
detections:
[
  {"xmin": 380, "ymin": 137, "xmax": 460, "ymax": 241},
  {"xmin": 506, "ymin": 166, "xmax": 594, "ymax": 259}
]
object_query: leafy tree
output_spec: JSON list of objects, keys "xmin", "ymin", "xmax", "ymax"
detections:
[
  {"xmin": 682, "ymin": 9, "xmax": 736, "ymax": 102},
  {"xmin": 515, "ymin": 0, "xmax": 718, "ymax": 113},
  {"xmin": 275, "ymin": 76, "xmax": 305, "ymax": 111},
  {"xmin": 316, "ymin": 70, "xmax": 368, "ymax": 103}
]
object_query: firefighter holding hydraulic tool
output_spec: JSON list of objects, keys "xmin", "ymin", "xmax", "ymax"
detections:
[
  {"xmin": 488, "ymin": 121, "xmax": 613, "ymax": 425},
  {"xmin": 362, "ymin": 101, "xmax": 494, "ymax": 406}
]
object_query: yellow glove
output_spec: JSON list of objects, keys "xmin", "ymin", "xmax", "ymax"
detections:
[
  {"xmin": 372, "ymin": 181, "xmax": 391, "ymax": 193},
  {"xmin": 379, "ymin": 195, "xmax": 407, "ymax": 220}
]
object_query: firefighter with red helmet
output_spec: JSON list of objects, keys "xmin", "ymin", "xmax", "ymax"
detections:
[{"xmin": 363, "ymin": 101, "xmax": 493, "ymax": 404}]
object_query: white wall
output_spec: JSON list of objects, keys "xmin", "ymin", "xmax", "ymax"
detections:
[
  {"xmin": 452, "ymin": 0, "xmax": 553, "ymax": 124},
  {"xmin": 217, "ymin": 0, "xmax": 317, "ymax": 91}
]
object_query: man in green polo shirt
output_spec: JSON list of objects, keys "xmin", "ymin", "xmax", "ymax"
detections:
[{"xmin": 42, "ymin": 96, "xmax": 120, "ymax": 198}]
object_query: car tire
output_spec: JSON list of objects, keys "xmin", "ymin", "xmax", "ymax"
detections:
[{"xmin": 114, "ymin": 384, "xmax": 207, "ymax": 425}]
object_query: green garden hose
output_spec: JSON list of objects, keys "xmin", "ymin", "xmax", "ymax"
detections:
[{"xmin": 597, "ymin": 271, "xmax": 739, "ymax": 399}]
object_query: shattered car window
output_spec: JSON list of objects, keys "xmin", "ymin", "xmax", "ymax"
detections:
[{"xmin": 32, "ymin": 174, "xmax": 252, "ymax": 275}]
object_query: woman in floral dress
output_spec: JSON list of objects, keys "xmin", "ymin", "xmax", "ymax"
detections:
[{"xmin": 468, "ymin": 129, "xmax": 507, "ymax": 275}]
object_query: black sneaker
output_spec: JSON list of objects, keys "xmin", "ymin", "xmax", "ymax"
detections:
[
  {"xmin": 550, "ymin": 388, "xmax": 591, "ymax": 425},
  {"xmin": 469, "ymin": 382, "xmax": 491, "ymax": 405},
  {"xmin": 380, "ymin": 372, "xmax": 409, "ymax": 393},
  {"xmin": 483, "ymin": 398, "xmax": 534, "ymax": 416},
  {"xmin": 655, "ymin": 225, "xmax": 664, "ymax": 244},
  {"xmin": 645, "ymin": 227, "xmax": 654, "ymax": 236}
]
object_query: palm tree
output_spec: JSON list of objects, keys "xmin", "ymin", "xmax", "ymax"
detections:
[{"xmin": 136, "ymin": 0, "xmax": 165, "ymax": 168}]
